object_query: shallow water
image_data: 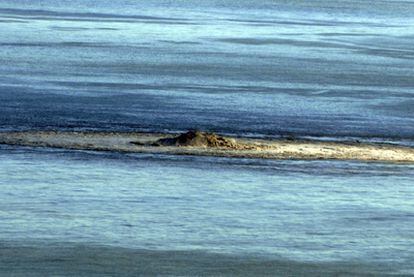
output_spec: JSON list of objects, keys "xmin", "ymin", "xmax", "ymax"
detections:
[
  {"xmin": 1, "ymin": 145, "xmax": 414, "ymax": 275},
  {"xmin": 1, "ymin": 0, "xmax": 414, "ymax": 275}
]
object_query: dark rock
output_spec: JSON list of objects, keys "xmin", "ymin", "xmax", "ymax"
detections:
[{"xmin": 155, "ymin": 130, "xmax": 236, "ymax": 148}]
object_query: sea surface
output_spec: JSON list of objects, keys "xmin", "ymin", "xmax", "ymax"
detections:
[{"xmin": 1, "ymin": 0, "xmax": 414, "ymax": 275}]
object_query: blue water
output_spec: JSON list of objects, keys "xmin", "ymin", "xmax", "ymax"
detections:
[
  {"xmin": 1, "ymin": 0, "xmax": 414, "ymax": 275},
  {"xmin": 1, "ymin": 0, "xmax": 414, "ymax": 140},
  {"xmin": 1, "ymin": 145, "xmax": 414, "ymax": 275}
]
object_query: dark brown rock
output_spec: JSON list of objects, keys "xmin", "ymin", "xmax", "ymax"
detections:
[{"xmin": 155, "ymin": 130, "xmax": 237, "ymax": 148}]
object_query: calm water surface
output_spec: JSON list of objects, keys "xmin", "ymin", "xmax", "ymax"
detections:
[
  {"xmin": 1, "ymin": 0, "xmax": 414, "ymax": 140},
  {"xmin": 1, "ymin": 0, "xmax": 414, "ymax": 275},
  {"xmin": 1, "ymin": 146, "xmax": 414, "ymax": 275}
]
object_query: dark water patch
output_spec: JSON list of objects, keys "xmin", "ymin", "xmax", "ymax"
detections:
[
  {"xmin": 37, "ymin": 49, "xmax": 412, "ymax": 91},
  {"xmin": 317, "ymin": 32, "xmax": 384, "ymax": 37},
  {"xmin": 1, "ymin": 85, "xmax": 414, "ymax": 142},
  {"xmin": 61, "ymin": 41, "xmax": 113, "ymax": 48},
  {"xmin": 215, "ymin": 37, "xmax": 414, "ymax": 60},
  {"xmin": 48, "ymin": 26, "xmax": 91, "ymax": 31},
  {"xmin": 371, "ymin": 99, "xmax": 414, "ymax": 117},
  {"xmin": 0, "ymin": 42, "xmax": 115, "ymax": 48},
  {"xmin": 0, "ymin": 19, "xmax": 29, "ymax": 23},
  {"xmin": 96, "ymin": 27, "xmax": 119, "ymax": 30},
  {"xmin": 0, "ymin": 242, "xmax": 394, "ymax": 276},
  {"xmin": 215, "ymin": 37, "xmax": 336, "ymax": 47},
  {"xmin": 3, "ymin": 15, "xmax": 187, "ymax": 24},
  {"xmin": 215, "ymin": 37, "xmax": 414, "ymax": 61},
  {"xmin": 48, "ymin": 26, "xmax": 121, "ymax": 32},
  {"xmin": 47, "ymin": 81, "xmax": 286, "ymax": 94},
  {"xmin": 49, "ymin": 26, "xmax": 119, "ymax": 32},
  {"xmin": 0, "ymin": 7, "xmax": 187, "ymax": 22},
  {"xmin": 400, "ymin": 34, "xmax": 414, "ymax": 39},
  {"xmin": 49, "ymin": 81, "xmax": 161, "ymax": 91},
  {"xmin": 215, "ymin": 37, "xmax": 367, "ymax": 52},
  {"xmin": 343, "ymin": 211, "xmax": 414, "ymax": 224},
  {"xmin": 226, "ymin": 18, "xmax": 337, "ymax": 27},
  {"xmin": 159, "ymin": 40, "xmax": 202, "ymax": 45},
  {"xmin": 40, "ymin": 79, "xmax": 408, "ymax": 101},
  {"xmin": 356, "ymin": 48, "xmax": 414, "ymax": 60},
  {"xmin": 344, "ymin": 37, "xmax": 413, "ymax": 48},
  {"xmin": 0, "ymin": 10, "xmax": 193, "ymax": 25},
  {"xmin": 226, "ymin": 18, "xmax": 401, "ymax": 28}
]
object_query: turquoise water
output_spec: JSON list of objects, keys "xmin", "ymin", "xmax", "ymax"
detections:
[{"xmin": 1, "ymin": 145, "xmax": 414, "ymax": 275}]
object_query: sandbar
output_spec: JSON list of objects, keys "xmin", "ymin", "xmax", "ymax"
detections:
[{"xmin": 0, "ymin": 130, "xmax": 413, "ymax": 163}]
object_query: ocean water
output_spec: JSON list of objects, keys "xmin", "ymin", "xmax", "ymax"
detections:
[
  {"xmin": 1, "ymin": 146, "xmax": 414, "ymax": 275},
  {"xmin": 1, "ymin": 0, "xmax": 414, "ymax": 140},
  {"xmin": 1, "ymin": 0, "xmax": 414, "ymax": 275}
]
